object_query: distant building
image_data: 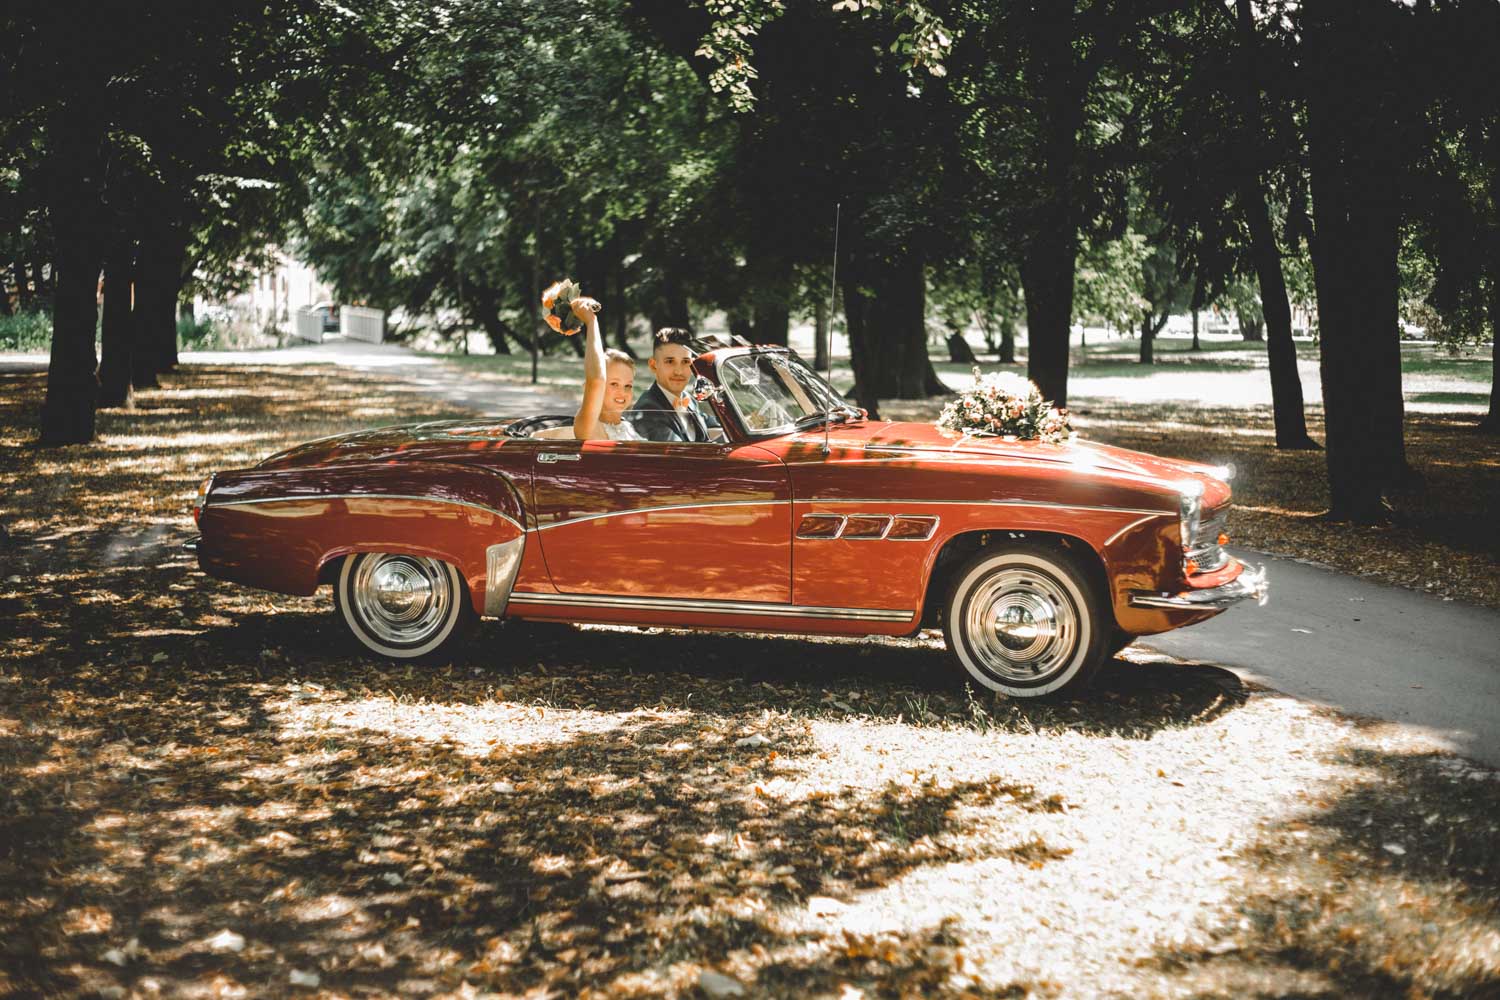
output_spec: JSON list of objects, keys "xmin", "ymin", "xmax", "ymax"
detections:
[{"xmin": 208, "ymin": 250, "xmax": 333, "ymax": 332}]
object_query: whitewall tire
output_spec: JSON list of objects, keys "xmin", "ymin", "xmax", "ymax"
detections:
[
  {"xmin": 334, "ymin": 553, "xmax": 475, "ymax": 661},
  {"xmin": 943, "ymin": 544, "xmax": 1109, "ymax": 698}
]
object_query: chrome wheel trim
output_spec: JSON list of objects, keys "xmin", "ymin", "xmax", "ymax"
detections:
[
  {"xmin": 962, "ymin": 567, "xmax": 1080, "ymax": 684},
  {"xmin": 348, "ymin": 554, "xmax": 454, "ymax": 648}
]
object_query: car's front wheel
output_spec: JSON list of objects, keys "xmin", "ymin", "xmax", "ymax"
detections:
[
  {"xmin": 944, "ymin": 543, "xmax": 1109, "ymax": 698},
  {"xmin": 334, "ymin": 553, "xmax": 475, "ymax": 661}
]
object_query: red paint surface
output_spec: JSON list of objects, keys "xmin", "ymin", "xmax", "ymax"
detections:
[{"xmin": 198, "ymin": 349, "xmax": 1251, "ymax": 641}]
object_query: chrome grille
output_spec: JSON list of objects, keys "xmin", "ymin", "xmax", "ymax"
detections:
[{"xmin": 1185, "ymin": 503, "xmax": 1231, "ymax": 573}]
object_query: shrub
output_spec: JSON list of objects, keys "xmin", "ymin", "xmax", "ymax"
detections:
[{"xmin": 0, "ymin": 310, "xmax": 53, "ymax": 351}]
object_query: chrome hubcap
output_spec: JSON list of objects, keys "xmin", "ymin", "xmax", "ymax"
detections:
[
  {"xmin": 351, "ymin": 554, "xmax": 452, "ymax": 646},
  {"xmin": 964, "ymin": 568, "xmax": 1080, "ymax": 683}
]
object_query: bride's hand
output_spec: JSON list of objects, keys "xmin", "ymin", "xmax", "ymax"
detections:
[{"xmin": 570, "ymin": 297, "xmax": 602, "ymax": 321}]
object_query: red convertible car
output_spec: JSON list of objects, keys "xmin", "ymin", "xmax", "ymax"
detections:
[{"xmin": 191, "ymin": 347, "xmax": 1267, "ymax": 698}]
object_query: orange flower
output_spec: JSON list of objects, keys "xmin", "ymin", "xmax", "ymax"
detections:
[
  {"xmin": 541, "ymin": 280, "xmax": 570, "ymax": 312},
  {"xmin": 545, "ymin": 314, "xmax": 564, "ymax": 334}
]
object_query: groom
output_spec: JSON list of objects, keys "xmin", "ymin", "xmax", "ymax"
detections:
[{"xmin": 628, "ymin": 328, "xmax": 716, "ymax": 442}]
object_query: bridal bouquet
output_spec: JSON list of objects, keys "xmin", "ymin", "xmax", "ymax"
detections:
[
  {"xmin": 937, "ymin": 369, "xmax": 1073, "ymax": 444},
  {"xmin": 540, "ymin": 279, "xmax": 586, "ymax": 336}
]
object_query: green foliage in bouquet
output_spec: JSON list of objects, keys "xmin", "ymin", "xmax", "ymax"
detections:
[
  {"xmin": 541, "ymin": 279, "xmax": 585, "ymax": 335},
  {"xmin": 936, "ymin": 369, "xmax": 1074, "ymax": 444}
]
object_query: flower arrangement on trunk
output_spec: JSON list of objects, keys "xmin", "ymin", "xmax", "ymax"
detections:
[{"xmin": 937, "ymin": 369, "xmax": 1074, "ymax": 444}]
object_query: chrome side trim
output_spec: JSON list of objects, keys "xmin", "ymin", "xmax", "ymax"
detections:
[
  {"xmin": 508, "ymin": 591, "xmax": 914, "ymax": 623},
  {"xmin": 537, "ymin": 452, "xmax": 582, "ymax": 463},
  {"xmin": 800, "ymin": 498, "xmax": 1172, "ymax": 518},
  {"xmin": 1129, "ymin": 564, "xmax": 1269, "ymax": 611},
  {"xmin": 842, "ymin": 514, "xmax": 894, "ymax": 540},
  {"xmin": 536, "ymin": 499, "xmax": 784, "ymax": 531},
  {"xmin": 208, "ymin": 493, "xmax": 525, "ymax": 534},
  {"xmin": 182, "ymin": 537, "xmax": 199, "ymax": 552},
  {"xmin": 532, "ymin": 497, "xmax": 1167, "ymax": 533},
  {"xmin": 484, "ymin": 537, "xmax": 526, "ymax": 617},
  {"xmin": 795, "ymin": 514, "xmax": 847, "ymax": 539},
  {"xmin": 887, "ymin": 515, "xmax": 939, "ymax": 541}
]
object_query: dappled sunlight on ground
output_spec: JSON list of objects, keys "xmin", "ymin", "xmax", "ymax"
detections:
[{"xmin": 2, "ymin": 362, "xmax": 1498, "ymax": 996}]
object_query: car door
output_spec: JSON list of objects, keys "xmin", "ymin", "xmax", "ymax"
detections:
[{"xmin": 528, "ymin": 437, "xmax": 792, "ymax": 603}]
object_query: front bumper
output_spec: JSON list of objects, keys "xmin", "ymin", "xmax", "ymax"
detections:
[{"xmin": 1129, "ymin": 563, "xmax": 1269, "ymax": 611}]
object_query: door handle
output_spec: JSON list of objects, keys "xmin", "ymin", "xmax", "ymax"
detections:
[{"xmin": 537, "ymin": 452, "xmax": 581, "ymax": 464}]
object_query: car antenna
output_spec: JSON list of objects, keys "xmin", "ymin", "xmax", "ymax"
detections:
[{"xmin": 823, "ymin": 201, "xmax": 841, "ymax": 458}]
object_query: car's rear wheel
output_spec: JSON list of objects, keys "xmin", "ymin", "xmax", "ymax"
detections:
[
  {"xmin": 943, "ymin": 543, "xmax": 1109, "ymax": 698},
  {"xmin": 335, "ymin": 553, "xmax": 475, "ymax": 660}
]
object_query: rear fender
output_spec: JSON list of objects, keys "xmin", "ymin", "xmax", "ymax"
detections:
[{"xmin": 198, "ymin": 462, "xmax": 527, "ymax": 615}]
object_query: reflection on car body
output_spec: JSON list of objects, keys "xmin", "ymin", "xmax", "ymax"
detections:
[{"xmin": 191, "ymin": 346, "xmax": 1268, "ymax": 698}]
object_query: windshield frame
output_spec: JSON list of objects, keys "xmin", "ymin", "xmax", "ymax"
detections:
[{"xmin": 713, "ymin": 349, "xmax": 851, "ymax": 439}]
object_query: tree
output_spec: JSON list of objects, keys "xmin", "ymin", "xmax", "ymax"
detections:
[
  {"xmin": 633, "ymin": 1, "xmax": 954, "ymax": 413},
  {"xmin": 931, "ymin": 256, "xmax": 1024, "ymax": 364},
  {"xmin": 1301, "ymin": 0, "xmax": 1425, "ymax": 522},
  {"xmin": 945, "ymin": 2, "xmax": 1182, "ymax": 406},
  {"xmin": 1143, "ymin": 0, "xmax": 1318, "ymax": 448}
]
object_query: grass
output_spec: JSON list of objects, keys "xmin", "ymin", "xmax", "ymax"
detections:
[{"xmin": 2, "ymin": 363, "xmax": 1499, "ymax": 997}]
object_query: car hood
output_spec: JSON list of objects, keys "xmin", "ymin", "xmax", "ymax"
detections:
[{"xmin": 810, "ymin": 420, "xmax": 1232, "ymax": 505}]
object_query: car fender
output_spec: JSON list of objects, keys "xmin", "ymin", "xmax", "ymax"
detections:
[{"xmin": 198, "ymin": 461, "xmax": 527, "ymax": 615}]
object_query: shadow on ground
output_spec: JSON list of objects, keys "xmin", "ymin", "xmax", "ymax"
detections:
[{"xmin": 4, "ymin": 364, "xmax": 1495, "ymax": 997}]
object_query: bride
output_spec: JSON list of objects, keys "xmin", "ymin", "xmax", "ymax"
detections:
[{"xmin": 546, "ymin": 296, "xmax": 641, "ymax": 441}]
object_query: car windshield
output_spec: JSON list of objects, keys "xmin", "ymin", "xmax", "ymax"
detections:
[{"xmin": 717, "ymin": 351, "xmax": 853, "ymax": 434}]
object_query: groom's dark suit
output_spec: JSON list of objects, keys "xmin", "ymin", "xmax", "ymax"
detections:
[{"xmin": 627, "ymin": 382, "xmax": 710, "ymax": 442}]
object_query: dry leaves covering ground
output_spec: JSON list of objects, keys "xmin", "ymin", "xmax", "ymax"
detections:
[{"xmin": 2, "ymin": 365, "xmax": 1499, "ymax": 999}]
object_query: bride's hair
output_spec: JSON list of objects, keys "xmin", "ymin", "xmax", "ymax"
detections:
[{"xmin": 604, "ymin": 349, "xmax": 635, "ymax": 369}]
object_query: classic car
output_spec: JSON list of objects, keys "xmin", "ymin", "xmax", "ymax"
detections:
[{"xmin": 189, "ymin": 346, "xmax": 1268, "ymax": 698}]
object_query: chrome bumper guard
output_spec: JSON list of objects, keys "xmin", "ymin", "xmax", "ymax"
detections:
[
  {"xmin": 1130, "ymin": 563, "xmax": 1269, "ymax": 611},
  {"xmin": 183, "ymin": 536, "xmax": 200, "ymax": 552}
]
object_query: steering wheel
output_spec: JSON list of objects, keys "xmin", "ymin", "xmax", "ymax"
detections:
[{"xmin": 748, "ymin": 397, "xmax": 795, "ymax": 429}]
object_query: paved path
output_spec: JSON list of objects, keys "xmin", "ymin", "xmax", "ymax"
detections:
[
  {"xmin": 0, "ymin": 338, "xmax": 574, "ymax": 414},
  {"xmin": 8, "ymin": 341, "xmax": 1497, "ymax": 765},
  {"xmin": 1140, "ymin": 550, "xmax": 1500, "ymax": 768}
]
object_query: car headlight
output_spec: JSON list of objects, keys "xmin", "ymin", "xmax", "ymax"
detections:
[
  {"xmin": 1178, "ymin": 485, "xmax": 1202, "ymax": 564},
  {"xmin": 1209, "ymin": 463, "xmax": 1236, "ymax": 482}
]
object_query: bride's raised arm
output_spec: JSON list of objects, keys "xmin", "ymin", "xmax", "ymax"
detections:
[{"xmin": 571, "ymin": 297, "xmax": 608, "ymax": 440}]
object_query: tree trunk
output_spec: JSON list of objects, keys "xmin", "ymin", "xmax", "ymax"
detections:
[
  {"xmin": 40, "ymin": 251, "xmax": 101, "ymax": 444},
  {"xmin": 12, "ymin": 259, "xmax": 30, "ymax": 309},
  {"xmin": 131, "ymin": 226, "xmax": 182, "ymax": 389},
  {"xmin": 839, "ymin": 275, "xmax": 879, "ymax": 417},
  {"xmin": 651, "ymin": 272, "xmax": 692, "ymax": 331},
  {"xmin": 38, "ymin": 109, "xmax": 105, "ymax": 447},
  {"xmin": 1238, "ymin": 314, "xmax": 1264, "ymax": 342},
  {"xmin": 1234, "ymin": 0, "xmax": 1318, "ymax": 450},
  {"xmin": 1482, "ymin": 276, "xmax": 1499, "ymax": 433},
  {"xmin": 98, "ymin": 241, "xmax": 135, "ymax": 409},
  {"xmin": 850, "ymin": 251, "xmax": 945, "ymax": 401},
  {"xmin": 813, "ymin": 296, "xmax": 829, "ymax": 372},
  {"xmin": 999, "ymin": 316, "xmax": 1016, "ymax": 364},
  {"xmin": 611, "ymin": 255, "xmax": 633, "ymax": 355},
  {"xmin": 1191, "ymin": 309, "xmax": 1200, "ymax": 350},
  {"xmin": 155, "ymin": 227, "xmax": 188, "ymax": 371},
  {"xmin": 748, "ymin": 253, "xmax": 793, "ymax": 347},
  {"xmin": 1021, "ymin": 224, "xmax": 1078, "ymax": 406},
  {"xmin": 752, "ymin": 298, "xmax": 790, "ymax": 348},
  {"xmin": 1139, "ymin": 318, "xmax": 1155, "ymax": 364},
  {"xmin": 727, "ymin": 308, "xmax": 753, "ymax": 342},
  {"xmin": 473, "ymin": 306, "xmax": 515, "ymax": 355},
  {"xmin": 1305, "ymin": 2, "xmax": 1407, "ymax": 523}
]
